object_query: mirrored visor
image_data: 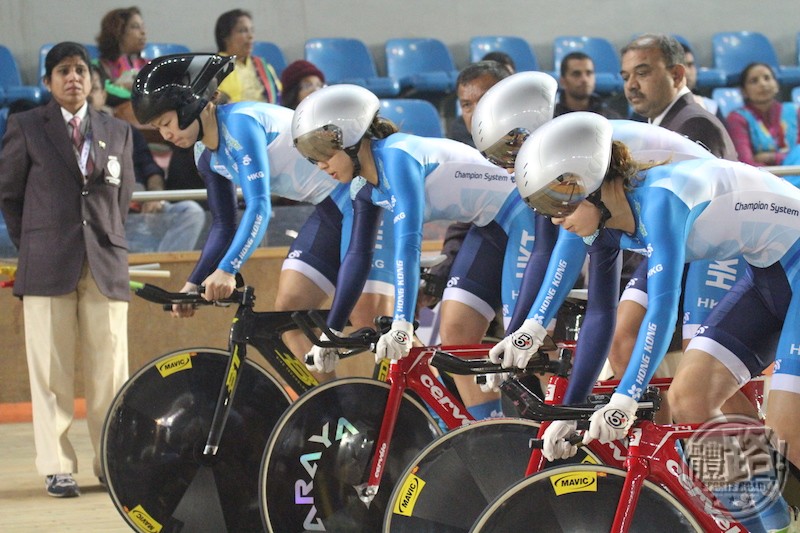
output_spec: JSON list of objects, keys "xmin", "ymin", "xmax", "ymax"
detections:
[
  {"xmin": 294, "ymin": 124, "xmax": 343, "ymax": 164},
  {"xmin": 523, "ymin": 172, "xmax": 590, "ymax": 218},
  {"xmin": 481, "ymin": 128, "xmax": 531, "ymax": 169}
]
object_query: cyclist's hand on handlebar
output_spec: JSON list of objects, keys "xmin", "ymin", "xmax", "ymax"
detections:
[
  {"xmin": 172, "ymin": 281, "xmax": 199, "ymax": 318},
  {"xmin": 543, "ymin": 420, "xmax": 580, "ymax": 461},
  {"xmin": 583, "ymin": 392, "xmax": 638, "ymax": 445},
  {"xmin": 489, "ymin": 319, "xmax": 547, "ymax": 369},
  {"xmin": 201, "ymin": 269, "xmax": 237, "ymax": 302},
  {"xmin": 478, "ymin": 372, "xmax": 509, "ymax": 393},
  {"xmin": 305, "ymin": 330, "xmax": 343, "ymax": 374},
  {"xmin": 376, "ymin": 320, "xmax": 414, "ymax": 363}
]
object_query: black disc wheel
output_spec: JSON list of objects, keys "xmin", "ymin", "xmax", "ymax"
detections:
[
  {"xmin": 384, "ymin": 418, "xmax": 604, "ymax": 532},
  {"xmin": 470, "ymin": 464, "xmax": 702, "ymax": 532},
  {"xmin": 102, "ymin": 348, "xmax": 291, "ymax": 533},
  {"xmin": 260, "ymin": 378, "xmax": 441, "ymax": 533}
]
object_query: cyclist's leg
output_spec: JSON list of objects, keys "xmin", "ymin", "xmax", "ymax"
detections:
[
  {"xmin": 439, "ymin": 223, "xmax": 506, "ymax": 417},
  {"xmin": 683, "ymin": 257, "xmax": 758, "ymax": 419},
  {"xmin": 275, "ymin": 197, "xmax": 344, "ymax": 381},
  {"xmin": 274, "ymin": 267, "xmax": 330, "ymax": 357},
  {"xmin": 342, "ymin": 290, "xmax": 394, "ymax": 378},
  {"xmin": 675, "ymin": 264, "xmax": 792, "ymax": 532},
  {"xmin": 439, "ymin": 299, "xmax": 496, "ymax": 412},
  {"xmin": 767, "ymin": 288, "xmax": 800, "ymax": 470},
  {"xmin": 669, "ymin": 349, "xmax": 741, "ymax": 421}
]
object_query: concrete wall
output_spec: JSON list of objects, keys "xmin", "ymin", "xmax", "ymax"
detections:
[{"xmin": 2, "ymin": 0, "xmax": 798, "ymax": 84}]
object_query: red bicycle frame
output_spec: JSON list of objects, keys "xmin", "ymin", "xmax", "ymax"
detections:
[
  {"xmin": 614, "ymin": 420, "xmax": 755, "ymax": 532},
  {"xmin": 362, "ymin": 344, "xmax": 498, "ymax": 502}
]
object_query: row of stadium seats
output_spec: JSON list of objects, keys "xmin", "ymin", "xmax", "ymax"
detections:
[{"xmin": 4, "ymin": 31, "xmax": 800, "ymax": 107}]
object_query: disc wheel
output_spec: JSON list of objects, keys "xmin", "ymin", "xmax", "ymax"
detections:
[
  {"xmin": 260, "ymin": 378, "xmax": 442, "ymax": 533},
  {"xmin": 470, "ymin": 464, "xmax": 702, "ymax": 532},
  {"xmin": 384, "ymin": 418, "xmax": 604, "ymax": 532},
  {"xmin": 102, "ymin": 348, "xmax": 291, "ymax": 532}
]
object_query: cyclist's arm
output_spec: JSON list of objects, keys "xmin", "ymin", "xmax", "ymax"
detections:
[
  {"xmin": 326, "ymin": 192, "xmax": 382, "ymax": 331},
  {"xmin": 563, "ymin": 241, "xmax": 622, "ymax": 404},
  {"xmin": 525, "ymin": 228, "xmax": 589, "ymax": 327},
  {"xmin": 188, "ymin": 148, "xmax": 238, "ymax": 286},
  {"xmin": 506, "ymin": 214, "xmax": 560, "ymax": 333},
  {"xmin": 216, "ymin": 116, "xmax": 272, "ymax": 276},
  {"xmin": 383, "ymin": 149, "xmax": 426, "ymax": 324},
  {"xmin": 616, "ymin": 190, "xmax": 688, "ymax": 401}
]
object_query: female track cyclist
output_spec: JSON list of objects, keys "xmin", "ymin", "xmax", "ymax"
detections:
[
  {"xmin": 131, "ymin": 54, "xmax": 394, "ymax": 373},
  {"xmin": 506, "ymin": 111, "xmax": 800, "ymax": 531},
  {"xmin": 291, "ymin": 82, "xmax": 556, "ymax": 418}
]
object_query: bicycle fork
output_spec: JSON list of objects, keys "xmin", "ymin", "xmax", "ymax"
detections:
[{"xmin": 357, "ymin": 348, "xmax": 476, "ymax": 506}]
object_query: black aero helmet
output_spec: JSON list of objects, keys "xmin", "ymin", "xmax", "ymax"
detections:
[{"xmin": 132, "ymin": 53, "xmax": 235, "ymax": 128}]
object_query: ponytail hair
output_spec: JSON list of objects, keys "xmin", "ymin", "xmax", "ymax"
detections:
[
  {"xmin": 607, "ymin": 140, "xmax": 670, "ymax": 190},
  {"xmin": 368, "ymin": 116, "xmax": 400, "ymax": 140}
]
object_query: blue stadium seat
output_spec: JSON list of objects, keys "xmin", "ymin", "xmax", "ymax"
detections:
[
  {"xmin": 252, "ymin": 41, "xmax": 287, "ymax": 75},
  {"xmin": 142, "ymin": 42, "xmax": 191, "ymax": 60},
  {"xmin": 792, "ymin": 86, "xmax": 800, "ymax": 107},
  {"xmin": 379, "ymin": 98, "xmax": 443, "ymax": 137},
  {"xmin": 304, "ymin": 38, "xmax": 399, "ymax": 97},
  {"xmin": 711, "ymin": 87, "xmax": 744, "ymax": 118},
  {"xmin": 385, "ymin": 38, "xmax": 459, "ymax": 95},
  {"xmin": 469, "ymin": 35, "xmax": 540, "ymax": 72},
  {"xmin": 712, "ymin": 31, "xmax": 800, "ymax": 88},
  {"xmin": 0, "ymin": 45, "xmax": 42, "ymax": 106},
  {"xmin": 37, "ymin": 43, "xmax": 100, "ymax": 99},
  {"xmin": 552, "ymin": 36, "xmax": 623, "ymax": 94},
  {"xmin": 670, "ymin": 34, "xmax": 727, "ymax": 90}
]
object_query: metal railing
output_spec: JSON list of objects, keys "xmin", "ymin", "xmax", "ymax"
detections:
[{"xmin": 129, "ymin": 166, "xmax": 800, "ymax": 203}]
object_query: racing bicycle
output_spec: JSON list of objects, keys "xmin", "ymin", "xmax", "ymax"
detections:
[
  {"xmin": 101, "ymin": 280, "xmax": 377, "ymax": 533},
  {"xmin": 469, "ymin": 388, "xmax": 779, "ymax": 532},
  {"xmin": 257, "ymin": 327, "xmax": 558, "ymax": 532}
]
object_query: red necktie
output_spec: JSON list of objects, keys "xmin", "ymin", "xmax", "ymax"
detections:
[{"xmin": 69, "ymin": 115, "xmax": 94, "ymax": 176}]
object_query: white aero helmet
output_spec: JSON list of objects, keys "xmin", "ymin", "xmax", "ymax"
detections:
[
  {"xmin": 292, "ymin": 84, "xmax": 380, "ymax": 164},
  {"xmin": 515, "ymin": 112, "xmax": 613, "ymax": 218},
  {"xmin": 471, "ymin": 71, "xmax": 558, "ymax": 169}
]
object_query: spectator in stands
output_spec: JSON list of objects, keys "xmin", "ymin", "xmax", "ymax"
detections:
[
  {"xmin": 215, "ymin": 8, "xmax": 281, "ymax": 104},
  {"xmin": 96, "ymin": 6, "xmax": 148, "ymax": 122},
  {"xmin": 280, "ymin": 60, "xmax": 326, "ymax": 110},
  {"xmin": 0, "ymin": 42, "xmax": 133, "ymax": 498},
  {"xmin": 447, "ymin": 60, "xmax": 511, "ymax": 147},
  {"xmin": 90, "ymin": 65, "xmax": 204, "ymax": 252},
  {"xmin": 167, "ymin": 8, "xmax": 286, "ymax": 201},
  {"xmin": 555, "ymin": 52, "xmax": 621, "ymax": 118},
  {"xmin": 680, "ymin": 43, "xmax": 723, "ymax": 121},
  {"xmin": 620, "ymin": 33, "xmax": 735, "ymax": 159},
  {"xmin": 481, "ymin": 51, "xmax": 516, "ymax": 75},
  {"xmin": 726, "ymin": 62, "xmax": 800, "ymax": 170}
]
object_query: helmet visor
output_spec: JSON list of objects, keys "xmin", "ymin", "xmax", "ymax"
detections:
[
  {"xmin": 294, "ymin": 124, "xmax": 343, "ymax": 164},
  {"xmin": 481, "ymin": 128, "xmax": 531, "ymax": 169},
  {"xmin": 523, "ymin": 172, "xmax": 590, "ymax": 218}
]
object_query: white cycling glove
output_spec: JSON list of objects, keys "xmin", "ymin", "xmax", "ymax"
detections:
[
  {"xmin": 305, "ymin": 329, "xmax": 343, "ymax": 374},
  {"xmin": 489, "ymin": 318, "xmax": 548, "ymax": 369},
  {"xmin": 583, "ymin": 393, "xmax": 638, "ymax": 445},
  {"xmin": 478, "ymin": 371, "xmax": 510, "ymax": 393},
  {"xmin": 376, "ymin": 320, "xmax": 414, "ymax": 363},
  {"xmin": 542, "ymin": 420, "xmax": 579, "ymax": 462}
]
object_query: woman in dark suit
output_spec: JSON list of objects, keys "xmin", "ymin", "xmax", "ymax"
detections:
[{"xmin": 0, "ymin": 41, "xmax": 134, "ymax": 498}]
